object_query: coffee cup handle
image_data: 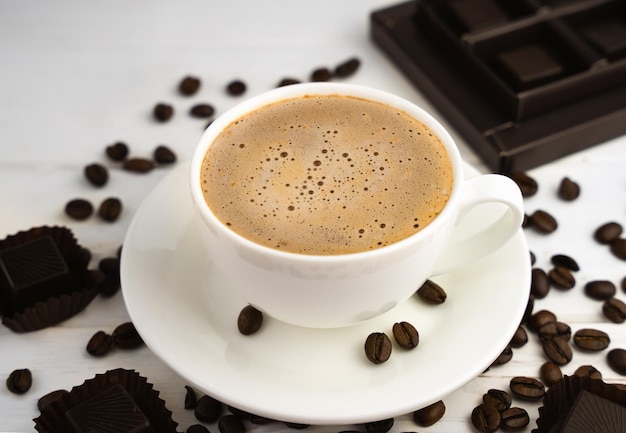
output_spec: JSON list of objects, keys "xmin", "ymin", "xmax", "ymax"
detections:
[{"xmin": 431, "ymin": 174, "xmax": 524, "ymax": 276}]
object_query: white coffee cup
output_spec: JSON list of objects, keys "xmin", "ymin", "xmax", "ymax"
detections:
[{"xmin": 189, "ymin": 83, "xmax": 524, "ymax": 328}]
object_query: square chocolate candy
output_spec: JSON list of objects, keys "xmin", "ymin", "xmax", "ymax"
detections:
[{"xmin": 560, "ymin": 390, "xmax": 626, "ymax": 433}]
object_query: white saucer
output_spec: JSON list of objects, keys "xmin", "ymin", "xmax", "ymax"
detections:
[{"xmin": 121, "ymin": 162, "xmax": 530, "ymax": 425}]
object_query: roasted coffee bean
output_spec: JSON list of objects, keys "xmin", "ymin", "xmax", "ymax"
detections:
[
  {"xmin": 219, "ymin": 414, "xmax": 246, "ymax": 433},
  {"xmin": 154, "ymin": 145, "xmax": 177, "ymax": 164},
  {"xmin": 392, "ymin": 321, "xmax": 419, "ymax": 350},
  {"xmin": 6, "ymin": 368, "xmax": 32, "ymax": 394},
  {"xmin": 226, "ymin": 80, "xmax": 246, "ymax": 96},
  {"xmin": 531, "ymin": 268, "xmax": 550, "ymax": 299},
  {"xmin": 528, "ymin": 310, "xmax": 557, "ymax": 333},
  {"xmin": 112, "ymin": 321, "xmax": 144, "ymax": 349},
  {"xmin": 364, "ymin": 332, "xmax": 392, "ymax": 364},
  {"xmin": 542, "ymin": 336, "xmax": 572, "ymax": 365},
  {"xmin": 190, "ymin": 103, "xmax": 216, "ymax": 118},
  {"xmin": 501, "ymin": 407, "xmax": 529, "ymax": 430},
  {"xmin": 84, "ymin": 163, "xmax": 109, "ymax": 187},
  {"xmin": 86, "ymin": 330, "xmax": 114, "ymax": 356},
  {"xmin": 574, "ymin": 364, "xmax": 603, "ymax": 379},
  {"xmin": 471, "ymin": 403, "xmax": 501, "ymax": 433},
  {"xmin": 492, "ymin": 344, "xmax": 513, "ymax": 366},
  {"xmin": 416, "ymin": 279, "xmax": 446, "ymax": 304},
  {"xmin": 96, "ymin": 272, "xmax": 121, "ymax": 297},
  {"xmin": 364, "ymin": 418, "xmax": 393, "ymax": 433},
  {"xmin": 573, "ymin": 328, "xmax": 610, "ymax": 351},
  {"xmin": 510, "ymin": 325, "xmax": 528, "ymax": 348},
  {"xmin": 509, "ymin": 172, "xmax": 538, "ymax": 197},
  {"xmin": 99, "ymin": 257, "xmax": 120, "ymax": 276},
  {"xmin": 522, "ymin": 213, "xmax": 531, "ymax": 229},
  {"xmin": 187, "ymin": 425, "xmax": 210, "ymax": 433},
  {"xmin": 249, "ymin": 414, "xmax": 274, "ymax": 425},
  {"xmin": 105, "ymin": 141, "xmax": 129, "ymax": 161},
  {"xmin": 284, "ymin": 422, "xmax": 309, "ymax": 430},
  {"xmin": 310, "ymin": 67, "xmax": 332, "ymax": 82},
  {"xmin": 530, "ymin": 210, "xmax": 558, "ymax": 233},
  {"xmin": 179, "ymin": 76, "xmax": 201, "ymax": 96},
  {"xmin": 548, "ymin": 266, "xmax": 575, "ymax": 289},
  {"xmin": 65, "ymin": 198, "xmax": 94, "ymax": 220},
  {"xmin": 550, "ymin": 254, "xmax": 579, "ymax": 271},
  {"xmin": 603, "ymin": 297, "xmax": 626, "ymax": 323},
  {"xmin": 607, "ymin": 348, "xmax": 626, "ymax": 375},
  {"xmin": 153, "ymin": 103, "xmax": 174, "ymax": 122},
  {"xmin": 538, "ymin": 321, "xmax": 571, "ymax": 342},
  {"xmin": 540, "ymin": 361, "xmax": 563, "ymax": 386},
  {"xmin": 276, "ymin": 78, "xmax": 301, "ymax": 87},
  {"xmin": 237, "ymin": 305, "xmax": 263, "ymax": 335},
  {"xmin": 585, "ymin": 280, "xmax": 616, "ymax": 300},
  {"xmin": 510, "ymin": 376, "xmax": 545, "ymax": 400},
  {"xmin": 521, "ymin": 296, "xmax": 534, "ymax": 325},
  {"xmin": 483, "ymin": 389, "xmax": 511, "ymax": 412},
  {"xmin": 334, "ymin": 57, "xmax": 361, "ymax": 78},
  {"xmin": 557, "ymin": 177, "xmax": 580, "ymax": 201},
  {"xmin": 195, "ymin": 395, "xmax": 223, "ymax": 422},
  {"xmin": 123, "ymin": 157, "xmax": 155, "ymax": 173},
  {"xmin": 530, "ymin": 251, "xmax": 536, "ymax": 265},
  {"xmin": 37, "ymin": 389, "xmax": 68, "ymax": 411},
  {"xmin": 98, "ymin": 197, "xmax": 123, "ymax": 222},
  {"xmin": 594, "ymin": 222, "xmax": 623, "ymax": 244},
  {"xmin": 610, "ymin": 238, "xmax": 626, "ymax": 261},
  {"xmin": 227, "ymin": 406, "xmax": 253, "ymax": 420},
  {"xmin": 413, "ymin": 400, "xmax": 445, "ymax": 427},
  {"xmin": 184, "ymin": 385, "xmax": 197, "ymax": 409}
]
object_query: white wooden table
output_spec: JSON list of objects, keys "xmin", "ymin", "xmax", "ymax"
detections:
[{"xmin": 1, "ymin": 1, "xmax": 625, "ymax": 432}]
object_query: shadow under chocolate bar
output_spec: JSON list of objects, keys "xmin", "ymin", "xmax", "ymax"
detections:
[{"xmin": 371, "ymin": 0, "xmax": 626, "ymax": 173}]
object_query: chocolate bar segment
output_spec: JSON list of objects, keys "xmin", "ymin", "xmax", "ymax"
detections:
[
  {"xmin": 560, "ymin": 390, "xmax": 626, "ymax": 433},
  {"xmin": 446, "ymin": 0, "xmax": 508, "ymax": 32},
  {"xmin": 495, "ymin": 44, "xmax": 564, "ymax": 91}
]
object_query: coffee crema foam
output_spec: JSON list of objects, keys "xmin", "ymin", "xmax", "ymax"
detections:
[{"xmin": 201, "ymin": 94, "xmax": 453, "ymax": 255}]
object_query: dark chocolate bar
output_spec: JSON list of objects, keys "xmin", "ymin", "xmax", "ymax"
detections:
[{"xmin": 371, "ymin": 0, "xmax": 626, "ymax": 173}]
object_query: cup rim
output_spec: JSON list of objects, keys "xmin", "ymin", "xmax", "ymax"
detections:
[{"xmin": 189, "ymin": 82, "xmax": 464, "ymax": 263}]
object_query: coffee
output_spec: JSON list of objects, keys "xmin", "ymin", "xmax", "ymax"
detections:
[{"xmin": 200, "ymin": 94, "xmax": 453, "ymax": 255}]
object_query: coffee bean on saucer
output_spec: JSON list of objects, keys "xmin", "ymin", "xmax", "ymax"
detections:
[
  {"xmin": 65, "ymin": 198, "xmax": 94, "ymax": 221},
  {"xmin": 531, "ymin": 268, "xmax": 550, "ymax": 299},
  {"xmin": 112, "ymin": 321, "xmax": 144, "ymax": 349},
  {"xmin": 179, "ymin": 76, "xmax": 201, "ymax": 96},
  {"xmin": 154, "ymin": 145, "xmax": 177, "ymax": 164},
  {"xmin": 607, "ymin": 348, "xmax": 626, "ymax": 375},
  {"xmin": 86, "ymin": 330, "xmax": 114, "ymax": 357},
  {"xmin": 482, "ymin": 389, "xmax": 511, "ymax": 412},
  {"xmin": 508, "ymin": 172, "xmax": 537, "ymax": 197},
  {"xmin": 573, "ymin": 328, "xmax": 610, "ymax": 351},
  {"xmin": 364, "ymin": 332, "xmax": 392, "ymax": 364},
  {"xmin": 219, "ymin": 414, "xmax": 246, "ymax": 433},
  {"xmin": 364, "ymin": 418, "xmax": 393, "ymax": 433},
  {"xmin": 226, "ymin": 80, "xmax": 246, "ymax": 96},
  {"xmin": 392, "ymin": 321, "xmax": 419, "ymax": 350},
  {"xmin": 184, "ymin": 385, "xmax": 197, "ymax": 410},
  {"xmin": 416, "ymin": 279, "xmax": 446, "ymax": 304},
  {"xmin": 310, "ymin": 67, "xmax": 332, "ymax": 82},
  {"xmin": 190, "ymin": 103, "xmax": 215, "ymax": 118},
  {"xmin": 594, "ymin": 222, "xmax": 622, "ymax": 244},
  {"xmin": 550, "ymin": 254, "xmax": 579, "ymax": 271},
  {"xmin": 558, "ymin": 177, "xmax": 580, "ymax": 201},
  {"xmin": 548, "ymin": 266, "xmax": 575, "ymax": 289},
  {"xmin": 6, "ymin": 368, "xmax": 32, "ymax": 394},
  {"xmin": 603, "ymin": 297, "xmax": 626, "ymax": 323},
  {"xmin": 413, "ymin": 400, "xmax": 445, "ymax": 427},
  {"xmin": 471, "ymin": 403, "xmax": 500, "ymax": 433},
  {"xmin": 573, "ymin": 364, "xmax": 602, "ymax": 379},
  {"xmin": 510, "ymin": 325, "xmax": 528, "ymax": 348},
  {"xmin": 509, "ymin": 376, "xmax": 545, "ymax": 400},
  {"xmin": 530, "ymin": 210, "xmax": 558, "ymax": 233},
  {"xmin": 584, "ymin": 280, "xmax": 616, "ymax": 300},
  {"xmin": 123, "ymin": 157, "xmax": 155, "ymax": 173},
  {"xmin": 500, "ymin": 407, "xmax": 529, "ymax": 430},
  {"xmin": 540, "ymin": 361, "xmax": 563, "ymax": 386},
  {"xmin": 610, "ymin": 238, "xmax": 626, "ymax": 260},
  {"xmin": 105, "ymin": 141, "xmax": 129, "ymax": 161},
  {"xmin": 334, "ymin": 57, "xmax": 361, "ymax": 78},
  {"xmin": 98, "ymin": 197, "xmax": 123, "ymax": 222},
  {"xmin": 195, "ymin": 394, "xmax": 223, "ymax": 422},
  {"xmin": 237, "ymin": 305, "xmax": 263, "ymax": 335},
  {"xmin": 542, "ymin": 336, "xmax": 572, "ymax": 365},
  {"xmin": 153, "ymin": 103, "xmax": 174, "ymax": 122},
  {"xmin": 84, "ymin": 163, "xmax": 109, "ymax": 187}
]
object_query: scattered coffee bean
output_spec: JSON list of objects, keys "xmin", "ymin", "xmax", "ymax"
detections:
[
  {"xmin": 190, "ymin": 103, "xmax": 215, "ymax": 118},
  {"xmin": 557, "ymin": 177, "xmax": 580, "ymax": 201},
  {"xmin": 184, "ymin": 385, "xmax": 197, "ymax": 410},
  {"xmin": 548, "ymin": 266, "xmax": 575, "ymax": 289},
  {"xmin": 92, "ymin": 270, "xmax": 120, "ymax": 297},
  {"xmin": 226, "ymin": 80, "xmax": 246, "ymax": 96},
  {"xmin": 602, "ymin": 297, "xmax": 626, "ymax": 323},
  {"xmin": 99, "ymin": 256, "xmax": 120, "ymax": 276},
  {"xmin": 364, "ymin": 332, "xmax": 392, "ymax": 364},
  {"xmin": 508, "ymin": 172, "xmax": 538, "ymax": 197},
  {"xmin": 584, "ymin": 280, "xmax": 616, "ymax": 300},
  {"xmin": 219, "ymin": 414, "xmax": 246, "ymax": 433},
  {"xmin": 521, "ymin": 296, "xmax": 534, "ymax": 325},
  {"xmin": 530, "ymin": 210, "xmax": 558, "ymax": 233},
  {"xmin": 509, "ymin": 376, "xmax": 545, "ymax": 400},
  {"xmin": 37, "ymin": 389, "xmax": 68, "ymax": 411},
  {"xmin": 123, "ymin": 157, "xmax": 155, "ymax": 173},
  {"xmin": 179, "ymin": 76, "xmax": 201, "ymax": 96},
  {"xmin": 153, "ymin": 102, "xmax": 174, "ymax": 122},
  {"xmin": 510, "ymin": 325, "xmax": 528, "ymax": 348},
  {"xmin": 482, "ymin": 389, "xmax": 511, "ymax": 412},
  {"xmin": 607, "ymin": 348, "xmax": 626, "ymax": 375},
  {"xmin": 105, "ymin": 141, "xmax": 129, "ymax": 161},
  {"xmin": 610, "ymin": 238, "xmax": 626, "ymax": 260},
  {"xmin": 528, "ymin": 310, "xmax": 557, "ymax": 332},
  {"xmin": 574, "ymin": 364, "xmax": 602, "ymax": 380},
  {"xmin": 98, "ymin": 197, "xmax": 123, "ymax": 222},
  {"xmin": 187, "ymin": 425, "xmax": 210, "ymax": 433},
  {"xmin": 276, "ymin": 78, "xmax": 301, "ymax": 87},
  {"xmin": 364, "ymin": 418, "xmax": 393, "ymax": 433},
  {"xmin": 310, "ymin": 67, "xmax": 332, "ymax": 82},
  {"xmin": 542, "ymin": 336, "xmax": 572, "ymax": 365},
  {"xmin": 540, "ymin": 361, "xmax": 563, "ymax": 386},
  {"xmin": 65, "ymin": 198, "xmax": 94, "ymax": 221},
  {"xmin": 416, "ymin": 279, "xmax": 446, "ymax": 304},
  {"xmin": 500, "ymin": 407, "xmax": 529, "ymax": 430},
  {"xmin": 537, "ymin": 321, "xmax": 571, "ymax": 342},
  {"xmin": 195, "ymin": 394, "xmax": 223, "ymax": 422},
  {"xmin": 413, "ymin": 400, "xmax": 445, "ymax": 427},
  {"xmin": 573, "ymin": 328, "xmax": 610, "ymax": 351},
  {"xmin": 530, "ymin": 250, "xmax": 536, "ymax": 265},
  {"xmin": 6, "ymin": 368, "xmax": 32, "ymax": 394},
  {"xmin": 112, "ymin": 321, "xmax": 144, "ymax": 349},
  {"xmin": 522, "ymin": 213, "xmax": 532, "ymax": 229},
  {"xmin": 334, "ymin": 57, "xmax": 361, "ymax": 78},
  {"xmin": 594, "ymin": 221, "xmax": 623, "ymax": 244},
  {"xmin": 392, "ymin": 321, "xmax": 419, "ymax": 350},
  {"xmin": 86, "ymin": 330, "xmax": 114, "ymax": 356},
  {"xmin": 154, "ymin": 145, "xmax": 177, "ymax": 164},
  {"xmin": 492, "ymin": 344, "xmax": 513, "ymax": 366},
  {"xmin": 531, "ymin": 268, "xmax": 550, "ymax": 299},
  {"xmin": 237, "ymin": 305, "xmax": 263, "ymax": 335},
  {"xmin": 284, "ymin": 422, "xmax": 309, "ymax": 430},
  {"xmin": 84, "ymin": 163, "xmax": 109, "ymax": 187},
  {"xmin": 471, "ymin": 403, "xmax": 501, "ymax": 433},
  {"xmin": 550, "ymin": 254, "xmax": 579, "ymax": 271}
]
